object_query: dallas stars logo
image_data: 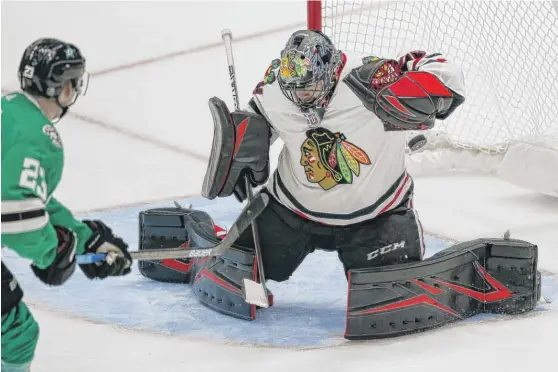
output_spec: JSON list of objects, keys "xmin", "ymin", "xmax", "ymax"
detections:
[
  {"xmin": 64, "ymin": 47, "xmax": 76, "ymax": 59},
  {"xmin": 42, "ymin": 125, "xmax": 63, "ymax": 148}
]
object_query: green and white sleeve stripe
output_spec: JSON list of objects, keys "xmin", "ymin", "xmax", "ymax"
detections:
[{"xmin": 1, "ymin": 198, "xmax": 49, "ymax": 234}]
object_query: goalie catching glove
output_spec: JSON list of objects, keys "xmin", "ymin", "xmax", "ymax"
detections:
[
  {"xmin": 79, "ymin": 220, "xmax": 132, "ymax": 279},
  {"xmin": 202, "ymin": 96, "xmax": 271, "ymax": 202},
  {"xmin": 343, "ymin": 55, "xmax": 464, "ymax": 131}
]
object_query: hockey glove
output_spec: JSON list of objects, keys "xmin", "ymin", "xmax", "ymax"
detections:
[
  {"xmin": 31, "ymin": 226, "xmax": 77, "ymax": 286},
  {"xmin": 343, "ymin": 57, "xmax": 454, "ymax": 131},
  {"xmin": 79, "ymin": 220, "xmax": 132, "ymax": 279},
  {"xmin": 202, "ymin": 97, "xmax": 270, "ymax": 203},
  {"xmin": 232, "ymin": 167, "xmax": 269, "ymax": 202}
]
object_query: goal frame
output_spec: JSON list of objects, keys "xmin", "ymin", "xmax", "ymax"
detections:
[
  {"xmin": 305, "ymin": 0, "xmax": 558, "ymax": 197},
  {"xmin": 307, "ymin": 0, "xmax": 322, "ymax": 31}
]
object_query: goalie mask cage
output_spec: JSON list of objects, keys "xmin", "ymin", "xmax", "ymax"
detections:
[{"xmin": 307, "ymin": 0, "xmax": 558, "ymax": 196}]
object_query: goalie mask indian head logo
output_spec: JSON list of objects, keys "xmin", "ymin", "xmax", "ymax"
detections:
[
  {"xmin": 280, "ymin": 50, "xmax": 312, "ymax": 81},
  {"xmin": 300, "ymin": 128, "xmax": 371, "ymax": 191}
]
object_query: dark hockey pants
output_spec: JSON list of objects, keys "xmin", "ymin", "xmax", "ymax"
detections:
[{"xmin": 234, "ymin": 190, "xmax": 425, "ymax": 282}]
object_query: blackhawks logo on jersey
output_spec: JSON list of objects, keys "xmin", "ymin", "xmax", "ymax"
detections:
[{"xmin": 300, "ymin": 128, "xmax": 371, "ymax": 191}]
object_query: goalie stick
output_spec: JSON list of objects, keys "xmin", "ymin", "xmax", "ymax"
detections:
[
  {"xmin": 76, "ymin": 193, "xmax": 269, "ymax": 264},
  {"xmin": 221, "ymin": 28, "xmax": 270, "ymax": 309}
]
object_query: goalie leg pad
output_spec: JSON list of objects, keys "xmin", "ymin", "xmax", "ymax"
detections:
[
  {"xmin": 191, "ymin": 248, "xmax": 258, "ymax": 320},
  {"xmin": 186, "ymin": 221, "xmax": 273, "ymax": 320},
  {"xmin": 138, "ymin": 206, "xmax": 215, "ymax": 283},
  {"xmin": 345, "ymin": 238, "xmax": 540, "ymax": 340},
  {"xmin": 138, "ymin": 205, "xmax": 273, "ymax": 319}
]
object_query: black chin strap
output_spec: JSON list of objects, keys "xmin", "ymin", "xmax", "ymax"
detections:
[{"xmin": 52, "ymin": 96, "xmax": 70, "ymax": 123}]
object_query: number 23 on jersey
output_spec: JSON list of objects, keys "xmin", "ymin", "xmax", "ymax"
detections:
[{"xmin": 19, "ymin": 157, "xmax": 47, "ymax": 201}]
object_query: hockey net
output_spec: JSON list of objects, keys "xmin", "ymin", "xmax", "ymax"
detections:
[{"xmin": 309, "ymin": 0, "xmax": 558, "ymax": 196}]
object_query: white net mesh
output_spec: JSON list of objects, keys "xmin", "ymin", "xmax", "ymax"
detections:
[{"xmin": 321, "ymin": 0, "xmax": 558, "ymax": 153}]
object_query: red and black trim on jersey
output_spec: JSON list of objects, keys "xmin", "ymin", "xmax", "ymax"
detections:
[{"xmin": 270, "ymin": 170, "xmax": 414, "ymax": 224}]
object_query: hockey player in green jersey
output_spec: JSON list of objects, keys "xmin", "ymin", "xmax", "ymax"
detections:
[{"xmin": 1, "ymin": 38, "xmax": 133, "ymax": 372}]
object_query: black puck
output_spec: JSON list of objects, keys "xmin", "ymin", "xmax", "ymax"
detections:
[{"xmin": 407, "ymin": 134, "xmax": 427, "ymax": 152}]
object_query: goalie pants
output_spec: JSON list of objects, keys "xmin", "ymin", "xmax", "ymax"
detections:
[
  {"xmin": 1, "ymin": 262, "xmax": 39, "ymax": 369},
  {"xmin": 235, "ymin": 189, "xmax": 425, "ymax": 282}
]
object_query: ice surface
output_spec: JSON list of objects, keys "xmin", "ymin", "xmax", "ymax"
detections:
[
  {"xmin": 14, "ymin": 196, "xmax": 549, "ymax": 350},
  {"xmin": 2, "ymin": 2, "xmax": 557, "ymax": 371}
]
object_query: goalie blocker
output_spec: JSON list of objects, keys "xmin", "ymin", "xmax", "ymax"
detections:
[{"xmin": 202, "ymin": 96, "xmax": 271, "ymax": 202}]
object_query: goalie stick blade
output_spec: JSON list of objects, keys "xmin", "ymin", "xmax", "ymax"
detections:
[
  {"xmin": 242, "ymin": 278, "xmax": 270, "ymax": 308},
  {"xmin": 76, "ymin": 193, "xmax": 269, "ymax": 263}
]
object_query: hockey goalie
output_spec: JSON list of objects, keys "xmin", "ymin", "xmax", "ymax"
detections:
[{"xmin": 138, "ymin": 30, "xmax": 541, "ymax": 339}]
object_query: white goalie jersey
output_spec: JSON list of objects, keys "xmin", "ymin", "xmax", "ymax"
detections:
[{"xmin": 248, "ymin": 51, "xmax": 465, "ymax": 226}]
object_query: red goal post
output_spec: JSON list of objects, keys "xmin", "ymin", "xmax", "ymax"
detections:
[{"xmin": 307, "ymin": 0, "xmax": 558, "ymax": 196}]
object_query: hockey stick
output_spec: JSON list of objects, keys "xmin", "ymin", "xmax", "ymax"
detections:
[
  {"xmin": 76, "ymin": 193, "xmax": 269, "ymax": 264},
  {"xmin": 221, "ymin": 28, "xmax": 270, "ymax": 308}
]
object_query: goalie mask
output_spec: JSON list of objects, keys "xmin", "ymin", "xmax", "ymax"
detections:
[
  {"xmin": 278, "ymin": 30, "xmax": 343, "ymax": 109},
  {"xmin": 18, "ymin": 38, "xmax": 89, "ymax": 122}
]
